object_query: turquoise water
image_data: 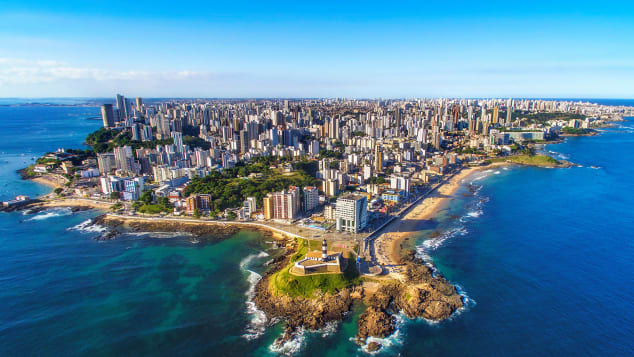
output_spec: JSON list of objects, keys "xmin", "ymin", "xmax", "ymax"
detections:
[{"xmin": 0, "ymin": 104, "xmax": 632, "ymax": 356}]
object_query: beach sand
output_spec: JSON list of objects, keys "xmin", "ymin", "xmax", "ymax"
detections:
[
  {"xmin": 374, "ymin": 163, "xmax": 510, "ymax": 280},
  {"xmin": 32, "ymin": 198, "xmax": 115, "ymax": 210},
  {"xmin": 30, "ymin": 175, "xmax": 65, "ymax": 188}
]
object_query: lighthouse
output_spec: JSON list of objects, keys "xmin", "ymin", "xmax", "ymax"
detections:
[{"xmin": 321, "ymin": 238, "xmax": 328, "ymax": 261}]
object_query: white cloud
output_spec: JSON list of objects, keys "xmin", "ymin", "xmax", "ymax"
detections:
[{"xmin": 0, "ymin": 57, "xmax": 214, "ymax": 84}]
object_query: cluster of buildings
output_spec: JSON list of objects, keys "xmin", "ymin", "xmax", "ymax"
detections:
[{"xmin": 44, "ymin": 94, "xmax": 631, "ymax": 231}]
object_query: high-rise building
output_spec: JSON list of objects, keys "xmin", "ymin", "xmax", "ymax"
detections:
[
  {"xmin": 116, "ymin": 94, "xmax": 127, "ymax": 122},
  {"xmin": 263, "ymin": 196, "xmax": 273, "ymax": 219},
  {"xmin": 506, "ymin": 98, "xmax": 513, "ymax": 127},
  {"xmin": 374, "ymin": 145, "xmax": 383, "ymax": 172},
  {"xmin": 101, "ymin": 104, "xmax": 115, "ymax": 128},
  {"xmin": 239, "ymin": 130, "xmax": 249, "ymax": 154},
  {"xmin": 323, "ymin": 179, "xmax": 339, "ymax": 197},
  {"xmin": 335, "ymin": 194, "xmax": 368, "ymax": 233},
  {"xmin": 303, "ymin": 186, "xmax": 319, "ymax": 212},
  {"xmin": 97, "ymin": 153, "xmax": 116, "ymax": 174},
  {"xmin": 136, "ymin": 97, "xmax": 143, "ymax": 112},
  {"xmin": 186, "ymin": 194, "xmax": 211, "ymax": 214},
  {"xmin": 113, "ymin": 146, "xmax": 134, "ymax": 173},
  {"xmin": 268, "ymin": 189, "xmax": 298, "ymax": 220},
  {"xmin": 243, "ymin": 196, "xmax": 257, "ymax": 216}
]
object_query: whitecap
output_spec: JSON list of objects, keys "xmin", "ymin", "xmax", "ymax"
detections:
[
  {"xmin": 316, "ymin": 320, "xmax": 339, "ymax": 338},
  {"xmin": 68, "ymin": 219, "xmax": 108, "ymax": 233},
  {"xmin": 241, "ymin": 251, "xmax": 270, "ymax": 341},
  {"xmin": 269, "ymin": 327, "xmax": 306, "ymax": 356},
  {"xmin": 123, "ymin": 231, "xmax": 192, "ymax": 239},
  {"xmin": 416, "ymin": 226, "xmax": 468, "ymax": 260},
  {"xmin": 25, "ymin": 207, "xmax": 72, "ymax": 221},
  {"xmin": 357, "ymin": 313, "xmax": 406, "ymax": 354},
  {"xmin": 494, "ymin": 171, "xmax": 501, "ymax": 175}
]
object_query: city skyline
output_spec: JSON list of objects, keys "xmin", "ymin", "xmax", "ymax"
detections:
[{"xmin": 2, "ymin": 1, "xmax": 634, "ymax": 98}]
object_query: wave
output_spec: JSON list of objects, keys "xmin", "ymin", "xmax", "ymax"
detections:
[
  {"xmin": 416, "ymin": 226, "xmax": 468, "ymax": 260},
  {"xmin": 241, "ymin": 251, "xmax": 270, "ymax": 341},
  {"xmin": 68, "ymin": 219, "xmax": 108, "ymax": 234},
  {"xmin": 269, "ymin": 327, "xmax": 306, "ymax": 356},
  {"xmin": 471, "ymin": 172, "xmax": 490, "ymax": 182},
  {"xmin": 24, "ymin": 207, "xmax": 72, "ymax": 221},
  {"xmin": 494, "ymin": 170, "xmax": 501, "ymax": 175},
  {"xmin": 358, "ymin": 313, "xmax": 406, "ymax": 354},
  {"xmin": 123, "ymin": 231, "xmax": 192, "ymax": 239}
]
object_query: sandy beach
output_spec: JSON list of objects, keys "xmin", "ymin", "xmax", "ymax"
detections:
[
  {"xmin": 29, "ymin": 175, "xmax": 66, "ymax": 189},
  {"xmin": 29, "ymin": 197, "xmax": 115, "ymax": 210},
  {"xmin": 373, "ymin": 163, "xmax": 510, "ymax": 279}
]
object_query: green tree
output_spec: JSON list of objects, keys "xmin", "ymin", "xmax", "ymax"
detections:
[
  {"xmin": 54, "ymin": 187, "xmax": 63, "ymax": 195},
  {"xmin": 110, "ymin": 191, "xmax": 120, "ymax": 199}
]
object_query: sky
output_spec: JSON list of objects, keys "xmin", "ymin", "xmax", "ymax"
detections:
[{"xmin": 1, "ymin": 0, "xmax": 634, "ymax": 98}]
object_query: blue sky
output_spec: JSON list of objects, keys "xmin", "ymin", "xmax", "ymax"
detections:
[{"xmin": 1, "ymin": 1, "xmax": 633, "ymax": 98}]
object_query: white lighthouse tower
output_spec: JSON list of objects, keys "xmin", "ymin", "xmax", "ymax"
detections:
[{"xmin": 321, "ymin": 238, "xmax": 328, "ymax": 261}]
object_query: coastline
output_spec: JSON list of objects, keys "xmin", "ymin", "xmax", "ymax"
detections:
[
  {"xmin": 98, "ymin": 213, "xmax": 307, "ymax": 241},
  {"xmin": 377, "ymin": 162, "xmax": 510, "ymax": 277}
]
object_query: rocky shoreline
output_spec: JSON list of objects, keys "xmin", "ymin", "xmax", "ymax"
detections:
[
  {"xmin": 252, "ymin": 241, "xmax": 465, "ymax": 352},
  {"xmin": 93, "ymin": 215, "xmax": 278, "ymax": 241}
]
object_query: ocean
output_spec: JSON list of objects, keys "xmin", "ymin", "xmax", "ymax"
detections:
[{"xmin": 0, "ymin": 103, "xmax": 632, "ymax": 356}]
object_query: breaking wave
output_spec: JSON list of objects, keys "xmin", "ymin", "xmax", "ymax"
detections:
[
  {"xmin": 269, "ymin": 327, "xmax": 306, "ymax": 356},
  {"xmin": 68, "ymin": 219, "xmax": 107, "ymax": 234},
  {"xmin": 241, "ymin": 251, "xmax": 270, "ymax": 341},
  {"xmin": 25, "ymin": 207, "xmax": 72, "ymax": 221},
  {"xmin": 358, "ymin": 313, "xmax": 406, "ymax": 354}
]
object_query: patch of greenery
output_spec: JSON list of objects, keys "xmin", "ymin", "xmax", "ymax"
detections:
[
  {"xmin": 269, "ymin": 239, "xmax": 360, "ymax": 298},
  {"xmin": 137, "ymin": 204, "xmax": 167, "ymax": 214},
  {"xmin": 368, "ymin": 176, "xmax": 387, "ymax": 185},
  {"xmin": 490, "ymin": 154, "xmax": 560, "ymax": 166},
  {"xmin": 22, "ymin": 165, "xmax": 37, "ymax": 178},
  {"xmin": 318, "ymin": 149, "xmax": 344, "ymax": 160},
  {"xmin": 86, "ymin": 128, "xmax": 173, "ymax": 153},
  {"xmin": 562, "ymin": 127, "xmax": 592, "ymax": 135},
  {"xmin": 183, "ymin": 135, "xmax": 211, "ymax": 150},
  {"xmin": 513, "ymin": 111, "xmax": 586, "ymax": 125},
  {"xmin": 183, "ymin": 161, "xmax": 317, "ymax": 211}
]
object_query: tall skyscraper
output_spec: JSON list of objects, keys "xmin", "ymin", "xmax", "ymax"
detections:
[
  {"xmin": 374, "ymin": 145, "xmax": 383, "ymax": 172},
  {"xmin": 101, "ymin": 104, "xmax": 115, "ymax": 128},
  {"xmin": 115, "ymin": 94, "xmax": 126, "ymax": 122},
  {"xmin": 136, "ymin": 97, "xmax": 143, "ymax": 111},
  {"xmin": 239, "ymin": 130, "xmax": 249, "ymax": 154},
  {"xmin": 506, "ymin": 98, "xmax": 513, "ymax": 127}
]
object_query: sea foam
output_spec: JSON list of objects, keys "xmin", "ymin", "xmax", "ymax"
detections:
[
  {"xmin": 25, "ymin": 207, "xmax": 72, "ymax": 221},
  {"xmin": 68, "ymin": 219, "xmax": 108, "ymax": 234},
  {"xmin": 241, "ymin": 251, "xmax": 270, "ymax": 341},
  {"xmin": 269, "ymin": 327, "xmax": 306, "ymax": 356}
]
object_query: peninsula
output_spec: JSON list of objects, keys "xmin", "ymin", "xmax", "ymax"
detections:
[{"xmin": 6, "ymin": 96, "xmax": 634, "ymax": 352}]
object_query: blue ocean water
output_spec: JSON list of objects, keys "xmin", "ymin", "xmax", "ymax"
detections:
[{"xmin": 0, "ymin": 104, "xmax": 632, "ymax": 356}]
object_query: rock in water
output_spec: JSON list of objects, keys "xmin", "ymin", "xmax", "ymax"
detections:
[
  {"xmin": 367, "ymin": 341, "xmax": 382, "ymax": 352},
  {"xmin": 357, "ymin": 306, "xmax": 395, "ymax": 340}
]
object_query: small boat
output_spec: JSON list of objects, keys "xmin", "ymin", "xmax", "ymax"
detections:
[
  {"xmin": 591, "ymin": 165, "xmax": 600, "ymax": 169},
  {"xmin": 190, "ymin": 238, "xmax": 200, "ymax": 244}
]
